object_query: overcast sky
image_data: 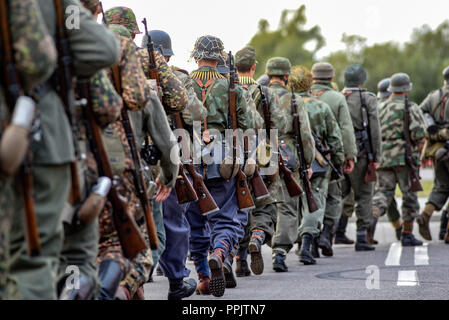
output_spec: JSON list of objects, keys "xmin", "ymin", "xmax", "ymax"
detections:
[{"xmin": 101, "ymin": 0, "xmax": 449, "ymax": 71}]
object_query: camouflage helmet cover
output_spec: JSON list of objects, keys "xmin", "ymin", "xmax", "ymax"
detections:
[
  {"xmin": 377, "ymin": 78, "xmax": 392, "ymax": 99},
  {"xmin": 443, "ymin": 66, "xmax": 449, "ymax": 81},
  {"xmin": 190, "ymin": 35, "xmax": 227, "ymax": 62},
  {"xmin": 79, "ymin": 0, "xmax": 99, "ymax": 15},
  {"xmin": 235, "ymin": 46, "xmax": 257, "ymax": 70},
  {"xmin": 388, "ymin": 73, "xmax": 413, "ymax": 92},
  {"xmin": 290, "ymin": 66, "xmax": 313, "ymax": 92},
  {"xmin": 344, "ymin": 64, "xmax": 367, "ymax": 87},
  {"xmin": 142, "ymin": 30, "xmax": 174, "ymax": 57},
  {"xmin": 311, "ymin": 62, "xmax": 335, "ymax": 79},
  {"xmin": 266, "ymin": 57, "xmax": 291, "ymax": 76},
  {"xmin": 105, "ymin": 7, "xmax": 141, "ymax": 36},
  {"xmin": 109, "ymin": 24, "xmax": 132, "ymax": 39}
]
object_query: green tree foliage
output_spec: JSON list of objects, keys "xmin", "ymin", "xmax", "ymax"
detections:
[
  {"xmin": 248, "ymin": 5, "xmax": 325, "ymax": 79},
  {"xmin": 327, "ymin": 21, "xmax": 449, "ymax": 103}
]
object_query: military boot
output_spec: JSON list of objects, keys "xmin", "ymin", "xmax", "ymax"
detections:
[
  {"xmin": 391, "ymin": 219, "xmax": 403, "ymax": 241},
  {"xmin": 223, "ymin": 254, "xmax": 237, "ymax": 289},
  {"xmin": 318, "ymin": 224, "xmax": 333, "ymax": 256},
  {"xmin": 248, "ymin": 229, "xmax": 265, "ymax": 275},
  {"xmin": 235, "ymin": 247, "xmax": 251, "ymax": 277},
  {"xmin": 311, "ymin": 236, "xmax": 320, "ymax": 259},
  {"xmin": 355, "ymin": 229, "xmax": 375, "ymax": 251},
  {"xmin": 417, "ymin": 203, "xmax": 435, "ymax": 241},
  {"xmin": 439, "ymin": 210, "xmax": 448, "ymax": 241},
  {"xmin": 98, "ymin": 260, "xmax": 123, "ymax": 300},
  {"xmin": 167, "ymin": 278, "xmax": 197, "ymax": 300},
  {"xmin": 208, "ymin": 249, "xmax": 226, "ymax": 297},
  {"xmin": 299, "ymin": 234, "xmax": 317, "ymax": 265},
  {"xmin": 335, "ymin": 215, "xmax": 355, "ymax": 245},
  {"xmin": 401, "ymin": 221, "xmax": 423, "ymax": 247},
  {"xmin": 367, "ymin": 217, "xmax": 378, "ymax": 245},
  {"xmin": 196, "ymin": 275, "xmax": 210, "ymax": 295},
  {"xmin": 272, "ymin": 253, "xmax": 288, "ymax": 272}
]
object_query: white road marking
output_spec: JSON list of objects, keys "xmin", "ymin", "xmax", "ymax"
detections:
[
  {"xmin": 397, "ymin": 270, "xmax": 419, "ymax": 286},
  {"xmin": 414, "ymin": 243, "xmax": 429, "ymax": 266},
  {"xmin": 385, "ymin": 242, "xmax": 402, "ymax": 266}
]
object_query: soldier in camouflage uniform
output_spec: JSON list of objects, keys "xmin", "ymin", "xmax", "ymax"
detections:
[
  {"xmin": 6, "ymin": 0, "xmax": 120, "ymax": 300},
  {"xmin": 415, "ymin": 66, "xmax": 449, "ymax": 243},
  {"xmin": 139, "ymin": 29, "xmax": 204, "ymax": 300},
  {"xmin": 310, "ymin": 62, "xmax": 357, "ymax": 257},
  {"xmin": 289, "ymin": 66, "xmax": 344, "ymax": 265},
  {"xmin": 0, "ymin": 0, "xmax": 58, "ymax": 300},
  {"xmin": 266, "ymin": 57, "xmax": 315, "ymax": 272},
  {"xmin": 185, "ymin": 35, "xmax": 253, "ymax": 297},
  {"xmin": 372, "ymin": 73, "xmax": 426, "ymax": 247},
  {"xmin": 340, "ymin": 65, "xmax": 382, "ymax": 252},
  {"xmin": 233, "ymin": 47, "xmax": 286, "ymax": 277}
]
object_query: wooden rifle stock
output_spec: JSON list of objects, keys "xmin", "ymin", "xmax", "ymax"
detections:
[
  {"xmin": 278, "ymin": 152, "xmax": 303, "ymax": 197},
  {"xmin": 184, "ymin": 163, "xmax": 219, "ymax": 215},
  {"xmin": 0, "ymin": 1, "xmax": 40, "ymax": 256},
  {"xmin": 110, "ymin": 66, "xmax": 159, "ymax": 250},
  {"xmin": 290, "ymin": 88, "xmax": 318, "ymax": 212},
  {"xmin": 175, "ymin": 163, "xmax": 198, "ymax": 204},
  {"xmin": 79, "ymin": 81, "xmax": 146, "ymax": 260},
  {"xmin": 245, "ymin": 136, "xmax": 269, "ymax": 200},
  {"xmin": 404, "ymin": 95, "xmax": 423, "ymax": 192},
  {"xmin": 141, "ymin": 18, "xmax": 161, "ymax": 83}
]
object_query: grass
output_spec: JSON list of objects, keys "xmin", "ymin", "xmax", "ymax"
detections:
[{"xmin": 395, "ymin": 180, "xmax": 433, "ymax": 198}]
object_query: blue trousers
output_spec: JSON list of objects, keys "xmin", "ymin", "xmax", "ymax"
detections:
[{"xmin": 186, "ymin": 177, "xmax": 242, "ymax": 262}]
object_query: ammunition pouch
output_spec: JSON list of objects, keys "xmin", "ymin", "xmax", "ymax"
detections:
[{"xmin": 101, "ymin": 125, "xmax": 126, "ymax": 176}]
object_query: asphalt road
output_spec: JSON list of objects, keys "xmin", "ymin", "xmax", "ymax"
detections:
[{"xmin": 144, "ymin": 203, "xmax": 449, "ymax": 300}]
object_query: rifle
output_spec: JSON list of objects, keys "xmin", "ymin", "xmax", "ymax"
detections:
[
  {"xmin": 245, "ymin": 136, "xmax": 270, "ymax": 200},
  {"xmin": 290, "ymin": 87, "xmax": 319, "ymax": 212},
  {"xmin": 0, "ymin": 0, "xmax": 40, "ymax": 257},
  {"xmin": 228, "ymin": 52, "xmax": 255, "ymax": 210},
  {"xmin": 173, "ymin": 113, "xmax": 219, "ymax": 214},
  {"xmin": 359, "ymin": 90, "xmax": 377, "ymax": 183},
  {"xmin": 53, "ymin": 0, "xmax": 82, "ymax": 205},
  {"xmin": 99, "ymin": 1, "xmax": 107, "ymax": 25},
  {"xmin": 110, "ymin": 66, "xmax": 159, "ymax": 250},
  {"xmin": 312, "ymin": 132, "xmax": 342, "ymax": 179},
  {"xmin": 77, "ymin": 80, "xmax": 147, "ymax": 260},
  {"xmin": 404, "ymin": 95, "xmax": 423, "ymax": 192},
  {"xmin": 258, "ymin": 86, "xmax": 303, "ymax": 197},
  {"xmin": 141, "ymin": 18, "xmax": 160, "ymax": 84}
]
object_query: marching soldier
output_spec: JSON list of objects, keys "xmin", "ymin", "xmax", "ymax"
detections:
[
  {"xmin": 266, "ymin": 57, "xmax": 315, "ymax": 272},
  {"xmin": 290, "ymin": 66, "xmax": 344, "ymax": 265},
  {"xmin": 234, "ymin": 46, "xmax": 286, "ymax": 277},
  {"xmin": 341, "ymin": 65, "xmax": 381, "ymax": 252},
  {"xmin": 7, "ymin": 0, "xmax": 120, "ymax": 300},
  {"xmin": 310, "ymin": 62, "xmax": 357, "ymax": 257},
  {"xmin": 372, "ymin": 73, "xmax": 426, "ymax": 247},
  {"xmin": 0, "ymin": 0, "xmax": 58, "ymax": 299},
  {"xmin": 186, "ymin": 35, "xmax": 253, "ymax": 297},
  {"xmin": 418, "ymin": 66, "xmax": 449, "ymax": 243}
]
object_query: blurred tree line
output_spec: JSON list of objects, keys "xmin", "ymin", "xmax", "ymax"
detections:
[{"xmin": 248, "ymin": 5, "xmax": 449, "ymax": 103}]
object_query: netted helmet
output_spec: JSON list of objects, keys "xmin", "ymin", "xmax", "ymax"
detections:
[
  {"xmin": 190, "ymin": 35, "xmax": 226, "ymax": 62},
  {"xmin": 289, "ymin": 66, "xmax": 313, "ymax": 92}
]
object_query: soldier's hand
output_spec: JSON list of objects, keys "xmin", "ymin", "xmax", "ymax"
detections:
[
  {"xmin": 374, "ymin": 162, "xmax": 380, "ymax": 170},
  {"xmin": 308, "ymin": 168, "xmax": 313, "ymax": 180},
  {"xmin": 344, "ymin": 159, "xmax": 355, "ymax": 174},
  {"xmin": 155, "ymin": 178, "xmax": 172, "ymax": 202}
]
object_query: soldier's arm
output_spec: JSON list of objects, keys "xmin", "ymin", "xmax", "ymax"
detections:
[
  {"xmin": 419, "ymin": 92, "xmax": 434, "ymax": 115},
  {"xmin": 367, "ymin": 95, "xmax": 382, "ymax": 163},
  {"xmin": 297, "ymin": 100, "xmax": 315, "ymax": 167},
  {"xmin": 142, "ymin": 90, "xmax": 180, "ymax": 188},
  {"xmin": 236, "ymin": 86, "xmax": 252, "ymax": 131},
  {"xmin": 11, "ymin": 0, "xmax": 57, "ymax": 91},
  {"xmin": 324, "ymin": 106, "xmax": 345, "ymax": 166},
  {"xmin": 120, "ymin": 37, "xmax": 151, "ymax": 112},
  {"xmin": 337, "ymin": 95, "xmax": 358, "ymax": 161},
  {"xmin": 64, "ymin": 0, "xmax": 120, "ymax": 78},
  {"xmin": 410, "ymin": 103, "xmax": 427, "ymax": 145},
  {"xmin": 153, "ymin": 51, "xmax": 188, "ymax": 114},
  {"xmin": 88, "ymin": 69, "xmax": 122, "ymax": 128},
  {"xmin": 244, "ymin": 89, "xmax": 264, "ymax": 130}
]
